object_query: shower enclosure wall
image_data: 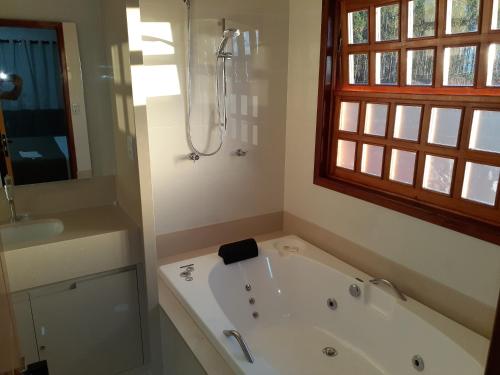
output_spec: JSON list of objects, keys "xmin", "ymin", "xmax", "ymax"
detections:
[{"xmin": 140, "ymin": 0, "xmax": 290, "ymax": 236}]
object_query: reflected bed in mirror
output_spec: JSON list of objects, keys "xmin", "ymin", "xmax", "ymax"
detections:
[{"xmin": 0, "ymin": 19, "xmax": 91, "ymax": 186}]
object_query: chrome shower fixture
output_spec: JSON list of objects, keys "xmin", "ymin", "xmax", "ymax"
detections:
[
  {"xmin": 216, "ymin": 28, "xmax": 241, "ymax": 58},
  {"xmin": 183, "ymin": 0, "xmax": 240, "ymax": 158}
]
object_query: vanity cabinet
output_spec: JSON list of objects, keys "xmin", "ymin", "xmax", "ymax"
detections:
[
  {"xmin": 12, "ymin": 293, "xmax": 39, "ymax": 366},
  {"xmin": 13, "ymin": 268, "xmax": 143, "ymax": 375}
]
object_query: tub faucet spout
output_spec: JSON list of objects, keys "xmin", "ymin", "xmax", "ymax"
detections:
[
  {"xmin": 223, "ymin": 329, "xmax": 254, "ymax": 363},
  {"xmin": 369, "ymin": 278, "xmax": 407, "ymax": 301}
]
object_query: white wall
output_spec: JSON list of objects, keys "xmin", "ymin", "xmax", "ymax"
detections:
[
  {"xmin": 139, "ymin": 0, "xmax": 289, "ymax": 235},
  {"xmin": 101, "ymin": 0, "xmax": 142, "ymax": 224},
  {"xmin": 284, "ymin": 0, "xmax": 500, "ymax": 308},
  {"xmin": 0, "ymin": 0, "xmax": 117, "ymax": 177}
]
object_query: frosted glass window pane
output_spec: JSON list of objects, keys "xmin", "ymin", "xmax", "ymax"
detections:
[
  {"xmin": 493, "ymin": 0, "xmax": 500, "ymax": 30},
  {"xmin": 486, "ymin": 44, "xmax": 500, "ymax": 87},
  {"xmin": 376, "ymin": 51, "xmax": 399, "ymax": 85},
  {"xmin": 339, "ymin": 102, "xmax": 359, "ymax": 132},
  {"xmin": 390, "ymin": 149, "xmax": 417, "ymax": 184},
  {"xmin": 462, "ymin": 162, "xmax": 500, "ymax": 206},
  {"xmin": 348, "ymin": 9, "xmax": 369, "ymax": 44},
  {"xmin": 365, "ymin": 103, "xmax": 388, "ymax": 136},
  {"xmin": 361, "ymin": 144, "xmax": 384, "ymax": 177},
  {"xmin": 337, "ymin": 140, "xmax": 356, "ymax": 170},
  {"xmin": 407, "ymin": 49, "xmax": 434, "ymax": 86},
  {"xmin": 469, "ymin": 110, "xmax": 500, "ymax": 154},
  {"xmin": 349, "ymin": 53, "xmax": 369, "ymax": 85},
  {"xmin": 443, "ymin": 46, "xmax": 476, "ymax": 86},
  {"xmin": 394, "ymin": 105, "xmax": 422, "ymax": 141},
  {"xmin": 445, "ymin": 0, "xmax": 480, "ymax": 34},
  {"xmin": 428, "ymin": 107, "xmax": 462, "ymax": 147},
  {"xmin": 408, "ymin": 0, "xmax": 436, "ymax": 38},
  {"xmin": 376, "ymin": 3, "xmax": 400, "ymax": 41},
  {"xmin": 423, "ymin": 155, "xmax": 455, "ymax": 194}
]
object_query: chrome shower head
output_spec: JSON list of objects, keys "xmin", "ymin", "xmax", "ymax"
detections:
[
  {"xmin": 217, "ymin": 28, "xmax": 241, "ymax": 57},
  {"xmin": 223, "ymin": 28, "xmax": 240, "ymax": 38}
]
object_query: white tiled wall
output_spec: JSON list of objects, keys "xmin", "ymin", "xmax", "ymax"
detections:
[{"xmin": 138, "ymin": 0, "xmax": 289, "ymax": 234}]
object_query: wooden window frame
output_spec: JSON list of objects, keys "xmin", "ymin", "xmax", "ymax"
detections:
[{"xmin": 314, "ymin": 0, "xmax": 500, "ymax": 246}]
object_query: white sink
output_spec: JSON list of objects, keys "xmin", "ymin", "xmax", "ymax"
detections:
[{"xmin": 0, "ymin": 219, "xmax": 64, "ymax": 247}]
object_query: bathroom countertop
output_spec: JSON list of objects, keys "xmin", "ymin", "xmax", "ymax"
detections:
[
  {"xmin": 3, "ymin": 205, "xmax": 143, "ymax": 292},
  {"xmin": 2, "ymin": 204, "xmax": 139, "ymax": 251},
  {"xmin": 157, "ymin": 231, "xmax": 283, "ymax": 375}
]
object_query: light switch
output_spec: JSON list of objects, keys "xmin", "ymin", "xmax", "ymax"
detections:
[{"xmin": 72, "ymin": 103, "xmax": 80, "ymax": 115}]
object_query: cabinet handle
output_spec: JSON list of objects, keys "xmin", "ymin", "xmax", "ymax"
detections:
[{"xmin": 39, "ymin": 346, "xmax": 46, "ymax": 351}]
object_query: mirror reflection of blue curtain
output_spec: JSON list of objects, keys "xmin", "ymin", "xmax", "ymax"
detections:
[{"xmin": 0, "ymin": 39, "xmax": 63, "ymax": 111}]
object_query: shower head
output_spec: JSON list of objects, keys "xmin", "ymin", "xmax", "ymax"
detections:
[
  {"xmin": 223, "ymin": 28, "xmax": 240, "ymax": 38},
  {"xmin": 217, "ymin": 28, "xmax": 241, "ymax": 57}
]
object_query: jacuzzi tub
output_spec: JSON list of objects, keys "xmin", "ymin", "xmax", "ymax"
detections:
[{"xmin": 159, "ymin": 235, "xmax": 489, "ymax": 375}]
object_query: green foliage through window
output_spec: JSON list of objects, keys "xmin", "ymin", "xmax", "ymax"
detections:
[
  {"xmin": 409, "ymin": 0, "xmax": 436, "ymax": 38},
  {"xmin": 348, "ymin": 9, "xmax": 369, "ymax": 44},
  {"xmin": 448, "ymin": 0, "xmax": 479, "ymax": 34},
  {"xmin": 376, "ymin": 3, "xmax": 400, "ymax": 41}
]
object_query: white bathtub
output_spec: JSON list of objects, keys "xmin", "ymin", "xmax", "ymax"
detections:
[{"xmin": 159, "ymin": 235, "xmax": 489, "ymax": 375}]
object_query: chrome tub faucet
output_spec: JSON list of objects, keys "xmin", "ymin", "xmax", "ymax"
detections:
[
  {"xmin": 223, "ymin": 329, "xmax": 254, "ymax": 363},
  {"xmin": 369, "ymin": 278, "xmax": 407, "ymax": 301}
]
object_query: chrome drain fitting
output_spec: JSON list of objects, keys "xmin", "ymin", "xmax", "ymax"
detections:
[{"xmin": 322, "ymin": 347, "xmax": 337, "ymax": 357}]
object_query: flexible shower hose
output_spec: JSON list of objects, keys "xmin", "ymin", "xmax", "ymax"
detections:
[{"xmin": 184, "ymin": 0, "xmax": 225, "ymax": 157}]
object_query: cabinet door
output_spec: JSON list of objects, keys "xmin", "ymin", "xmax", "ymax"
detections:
[
  {"xmin": 30, "ymin": 269, "xmax": 143, "ymax": 375},
  {"xmin": 11, "ymin": 292, "xmax": 39, "ymax": 366}
]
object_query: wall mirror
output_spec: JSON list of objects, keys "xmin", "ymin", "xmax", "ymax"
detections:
[{"xmin": 0, "ymin": 20, "xmax": 92, "ymax": 185}]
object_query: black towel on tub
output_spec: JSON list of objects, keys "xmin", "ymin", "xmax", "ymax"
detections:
[{"xmin": 218, "ymin": 238, "xmax": 259, "ymax": 265}]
